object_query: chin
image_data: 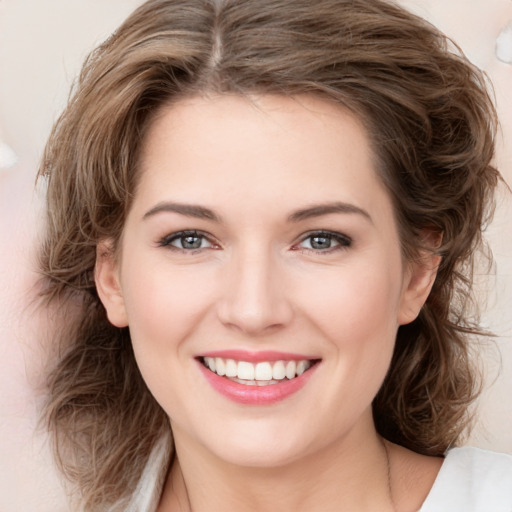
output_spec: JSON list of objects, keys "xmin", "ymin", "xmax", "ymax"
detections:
[
  {"xmin": 216, "ymin": 443, "xmax": 306, "ymax": 469},
  {"xmin": 198, "ymin": 421, "xmax": 319, "ymax": 469}
]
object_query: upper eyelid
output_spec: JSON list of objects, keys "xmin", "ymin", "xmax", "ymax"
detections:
[
  {"xmin": 159, "ymin": 230, "xmax": 216, "ymax": 247},
  {"xmin": 157, "ymin": 229, "xmax": 351, "ymax": 248},
  {"xmin": 290, "ymin": 230, "xmax": 353, "ymax": 254},
  {"xmin": 297, "ymin": 229, "xmax": 352, "ymax": 243}
]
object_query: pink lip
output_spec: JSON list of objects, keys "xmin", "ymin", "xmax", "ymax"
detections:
[
  {"xmin": 196, "ymin": 358, "xmax": 319, "ymax": 405},
  {"xmin": 197, "ymin": 349, "xmax": 317, "ymax": 363}
]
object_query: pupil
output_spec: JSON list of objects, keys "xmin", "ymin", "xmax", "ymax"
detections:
[
  {"xmin": 182, "ymin": 235, "xmax": 201, "ymax": 249},
  {"xmin": 311, "ymin": 236, "xmax": 331, "ymax": 249}
]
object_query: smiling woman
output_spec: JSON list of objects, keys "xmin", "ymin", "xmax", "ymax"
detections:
[
  {"xmin": 37, "ymin": 0, "xmax": 511, "ymax": 511},
  {"xmin": 96, "ymin": 95, "xmax": 423, "ymax": 476}
]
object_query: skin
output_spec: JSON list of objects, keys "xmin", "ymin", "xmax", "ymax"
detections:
[{"xmin": 96, "ymin": 94, "xmax": 442, "ymax": 511}]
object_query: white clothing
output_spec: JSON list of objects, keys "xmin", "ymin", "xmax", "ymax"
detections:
[
  {"xmin": 129, "ymin": 445, "xmax": 512, "ymax": 511},
  {"xmin": 126, "ymin": 435, "xmax": 171, "ymax": 512},
  {"xmin": 420, "ymin": 446, "xmax": 512, "ymax": 512}
]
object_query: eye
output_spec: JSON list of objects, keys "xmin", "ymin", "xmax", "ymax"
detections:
[
  {"xmin": 295, "ymin": 231, "xmax": 352, "ymax": 252},
  {"xmin": 159, "ymin": 230, "xmax": 216, "ymax": 251}
]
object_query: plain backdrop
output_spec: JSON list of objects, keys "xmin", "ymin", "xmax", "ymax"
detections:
[{"xmin": 1, "ymin": 1, "xmax": 511, "ymax": 510}]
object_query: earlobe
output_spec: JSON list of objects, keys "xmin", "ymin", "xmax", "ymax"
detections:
[
  {"xmin": 95, "ymin": 241, "xmax": 129, "ymax": 328},
  {"xmin": 398, "ymin": 250, "xmax": 441, "ymax": 326}
]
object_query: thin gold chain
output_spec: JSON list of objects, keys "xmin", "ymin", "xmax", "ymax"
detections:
[
  {"xmin": 180, "ymin": 439, "xmax": 398, "ymax": 512},
  {"xmin": 382, "ymin": 437, "xmax": 398, "ymax": 512}
]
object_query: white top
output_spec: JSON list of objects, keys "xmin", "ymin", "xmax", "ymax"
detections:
[
  {"xmin": 129, "ymin": 445, "xmax": 512, "ymax": 512},
  {"xmin": 420, "ymin": 446, "xmax": 512, "ymax": 512}
]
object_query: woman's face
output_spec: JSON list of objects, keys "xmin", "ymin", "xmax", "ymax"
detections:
[{"xmin": 97, "ymin": 94, "xmax": 434, "ymax": 467}]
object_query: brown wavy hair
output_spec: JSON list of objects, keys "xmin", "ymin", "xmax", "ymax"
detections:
[{"xmin": 38, "ymin": 0, "xmax": 499, "ymax": 509}]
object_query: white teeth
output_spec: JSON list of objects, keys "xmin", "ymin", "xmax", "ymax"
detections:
[
  {"xmin": 255, "ymin": 362, "xmax": 273, "ymax": 380},
  {"xmin": 225, "ymin": 359, "xmax": 238, "ymax": 377},
  {"xmin": 296, "ymin": 360, "xmax": 311, "ymax": 375},
  {"xmin": 202, "ymin": 357, "xmax": 314, "ymax": 383},
  {"xmin": 215, "ymin": 357, "xmax": 226, "ymax": 376},
  {"xmin": 206, "ymin": 357, "xmax": 216, "ymax": 372},
  {"xmin": 272, "ymin": 361, "xmax": 286, "ymax": 380},
  {"xmin": 285, "ymin": 361, "xmax": 296, "ymax": 380},
  {"xmin": 231, "ymin": 377, "xmax": 280, "ymax": 386},
  {"xmin": 256, "ymin": 379, "xmax": 278, "ymax": 386},
  {"xmin": 237, "ymin": 361, "xmax": 255, "ymax": 380}
]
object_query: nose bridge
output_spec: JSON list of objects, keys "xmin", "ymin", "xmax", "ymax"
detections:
[{"xmin": 218, "ymin": 241, "xmax": 292, "ymax": 334}]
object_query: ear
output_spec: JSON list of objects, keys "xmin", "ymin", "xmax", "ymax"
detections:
[
  {"xmin": 95, "ymin": 240, "xmax": 129, "ymax": 328},
  {"xmin": 398, "ymin": 244, "xmax": 441, "ymax": 326}
]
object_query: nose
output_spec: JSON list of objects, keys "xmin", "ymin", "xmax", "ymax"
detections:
[{"xmin": 216, "ymin": 246, "xmax": 293, "ymax": 336}]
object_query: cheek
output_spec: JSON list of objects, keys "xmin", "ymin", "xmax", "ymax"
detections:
[
  {"xmin": 295, "ymin": 261, "xmax": 403, "ymax": 391},
  {"xmin": 120, "ymin": 259, "xmax": 218, "ymax": 355},
  {"xmin": 304, "ymin": 270, "xmax": 402, "ymax": 407},
  {"xmin": 296, "ymin": 260, "xmax": 404, "ymax": 339},
  {"xmin": 120, "ymin": 262, "xmax": 219, "ymax": 418}
]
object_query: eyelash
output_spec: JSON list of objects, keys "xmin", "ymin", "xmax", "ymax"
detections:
[
  {"xmin": 158, "ymin": 230, "xmax": 218, "ymax": 252},
  {"xmin": 158, "ymin": 230, "xmax": 352, "ymax": 254},
  {"xmin": 293, "ymin": 230, "xmax": 352, "ymax": 254}
]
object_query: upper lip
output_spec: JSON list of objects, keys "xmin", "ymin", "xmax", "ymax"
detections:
[{"xmin": 196, "ymin": 349, "xmax": 319, "ymax": 363}]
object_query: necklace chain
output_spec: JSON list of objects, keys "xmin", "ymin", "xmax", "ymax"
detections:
[
  {"xmin": 382, "ymin": 437, "xmax": 398, "ymax": 512},
  {"xmin": 180, "ymin": 438, "xmax": 398, "ymax": 512}
]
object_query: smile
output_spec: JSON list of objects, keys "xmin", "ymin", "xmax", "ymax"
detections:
[
  {"xmin": 197, "ymin": 352, "xmax": 320, "ymax": 405},
  {"xmin": 202, "ymin": 357, "xmax": 313, "ymax": 385}
]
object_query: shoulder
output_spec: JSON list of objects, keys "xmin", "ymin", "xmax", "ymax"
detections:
[{"xmin": 420, "ymin": 446, "xmax": 512, "ymax": 512}]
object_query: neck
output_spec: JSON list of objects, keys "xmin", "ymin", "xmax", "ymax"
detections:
[{"xmin": 159, "ymin": 422, "xmax": 396, "ymax": 512}]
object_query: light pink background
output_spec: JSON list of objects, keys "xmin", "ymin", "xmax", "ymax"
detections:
[{"xmin": 1, "ymin": 1, "xmax": 511, "ymax": 510}]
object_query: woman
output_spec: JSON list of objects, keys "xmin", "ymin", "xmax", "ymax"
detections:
[{"xmin": 38, "ymin": 0, "xmax": 512, "ymax": 510}]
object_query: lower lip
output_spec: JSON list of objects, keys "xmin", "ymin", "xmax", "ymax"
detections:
[{"xmin": 197, "ymin": 360, "xmax": 318, "ymax": 405}]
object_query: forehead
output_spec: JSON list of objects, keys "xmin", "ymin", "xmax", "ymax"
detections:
[{"xmin": 134, "ymin": 94, "xmax": 393, "ymax": 225}]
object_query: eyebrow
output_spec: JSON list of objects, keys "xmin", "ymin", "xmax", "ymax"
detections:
[
  {"xmin": 143, "ymin": 202, "xmax": 222, "ymax": 222},
  {"xmin": 288, "ymin": 202, "xmax": 373, "ymax": 223},
  {"xmin": 142, "ymin": 200, "xmax": 372, "ymax": 224}
]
